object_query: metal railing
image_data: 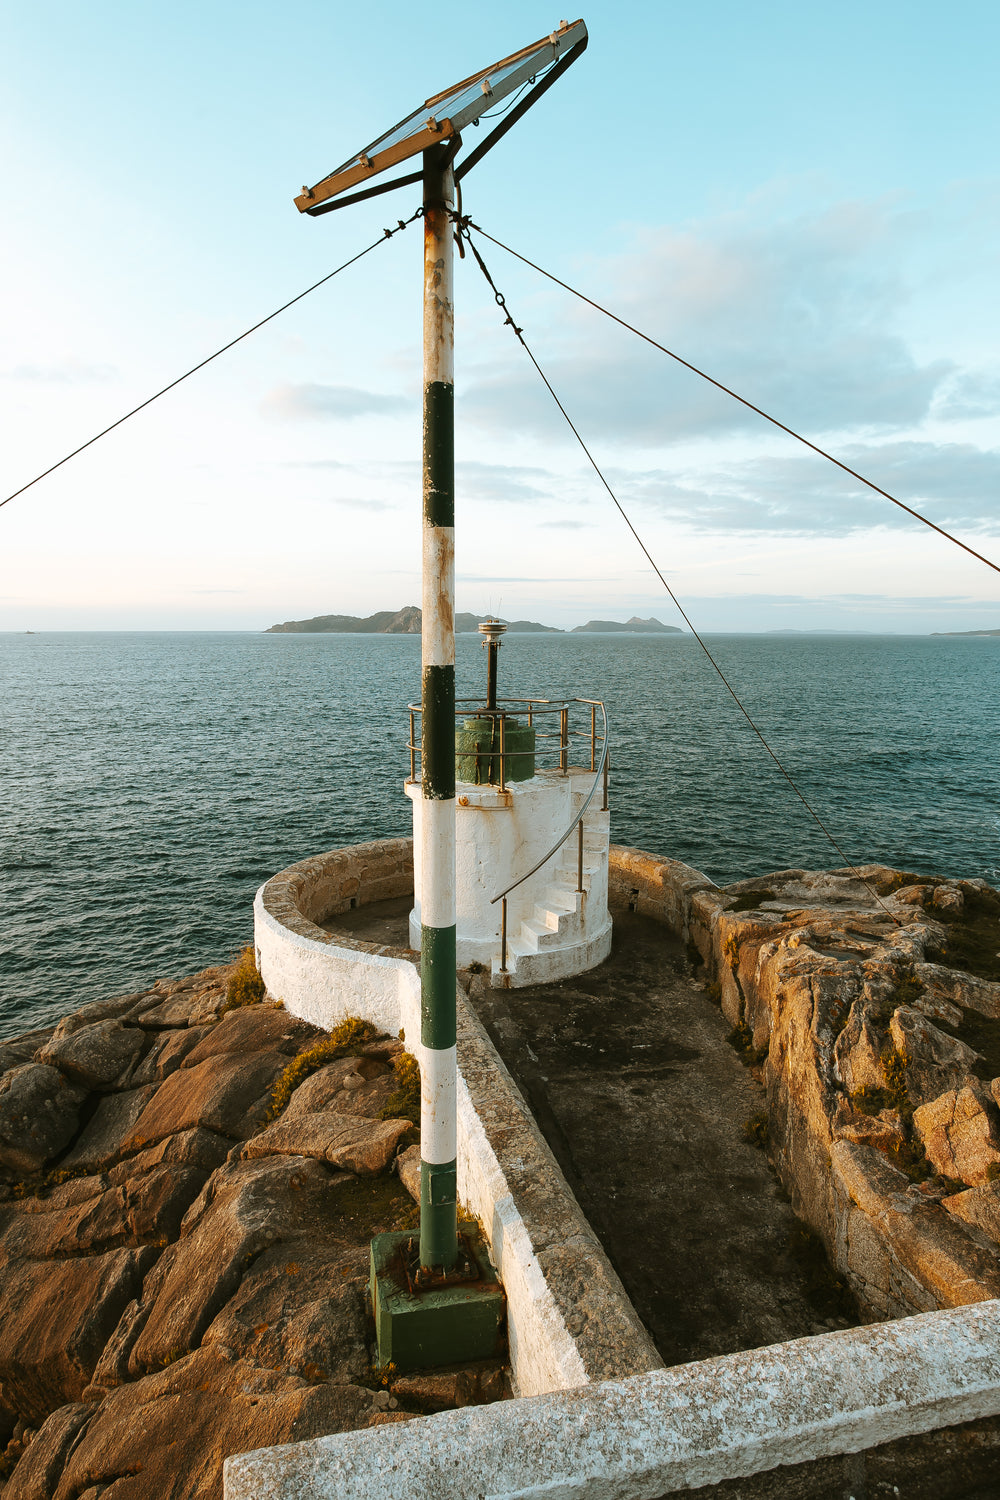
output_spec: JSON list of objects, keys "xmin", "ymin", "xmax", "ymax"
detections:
[{"xmin": 407, "ymin": 696, "xmax": 607, "ymax": 792}]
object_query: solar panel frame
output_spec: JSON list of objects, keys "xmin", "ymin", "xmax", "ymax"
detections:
[{"xmin": 294, "ymin": 20, "xmax": 587, "ymax": 214}]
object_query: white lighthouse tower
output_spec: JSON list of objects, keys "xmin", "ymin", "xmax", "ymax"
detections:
[{"xmin": 407, "ymin": 619, "xmax": 612, "ymax": 987}]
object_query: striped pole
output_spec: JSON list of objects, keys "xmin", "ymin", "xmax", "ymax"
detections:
[{"xmin": 419, "ymin": 144, "xmax": 457, "ymax": 1272}]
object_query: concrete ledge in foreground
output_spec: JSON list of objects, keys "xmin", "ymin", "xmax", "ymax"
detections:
[{"xmin": 225, "ymin": 1300, "xmax": 1000, "ymax": 1500}]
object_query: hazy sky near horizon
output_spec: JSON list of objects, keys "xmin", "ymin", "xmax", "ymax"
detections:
[{"xmin": 2, "ymin": 1, "xmax": 999, "ymax": 633}]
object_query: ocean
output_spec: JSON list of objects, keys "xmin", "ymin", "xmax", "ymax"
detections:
[{"xmin": 3, "ymin": 629, "xmax": 998, "ymax": 1036}]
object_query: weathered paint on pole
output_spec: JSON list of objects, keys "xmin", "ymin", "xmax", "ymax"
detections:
[{"xmin": 419, "ymin": 144, "xmax": 457, "ymax": 1271}]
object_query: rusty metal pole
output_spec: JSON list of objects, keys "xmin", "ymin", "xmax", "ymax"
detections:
[{"xmin": 418, "ymin": 143, "xmax": 457, "ymax": 1273}]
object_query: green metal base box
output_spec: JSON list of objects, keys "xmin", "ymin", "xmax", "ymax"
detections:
[{"xmin": 370, "ymin": 1224, "xmax": 506, "ymax": 1373}]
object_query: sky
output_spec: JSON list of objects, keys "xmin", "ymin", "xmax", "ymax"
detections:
[{"xmin": 2, "ymin": 0, "xmax": 999, "ymax": 633}]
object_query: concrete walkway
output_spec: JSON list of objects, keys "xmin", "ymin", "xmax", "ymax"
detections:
[{"xmin": 466, "ymin": 906, "xmax": 858, "ymax": 1369}]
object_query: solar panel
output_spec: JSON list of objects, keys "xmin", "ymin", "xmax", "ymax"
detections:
[{"xmin": 294, "ymin": 19, "xmax": 587, "ymax": 214}]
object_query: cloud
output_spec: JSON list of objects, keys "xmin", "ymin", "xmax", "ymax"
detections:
[
  {"xmin": 619, "ymin": 440, "xmax": 1000, "ymax": 535},
  {"xmin": 457, "ymin": 574, "xmax": 616, "ymax": 583},
  {"xmin": 456, "ymin": 460, "xmax": 549, "ymax": 503},
  {"xmin": 462, "ymin": 200, "xmax": 951, "ymax": 445},
  {"xmin": 263, "ymin": 383, "xmax": 409, "ymax": 420},
  {"xmin": 7, "ymin": 360, "xmax": 116, "ymax": 384},
  {"xmin": 933, "ymin": 370, "xmax": 1000, "ymax": 421},
  {"xmin": 282, "ymin": 459, "xmax": 348, "ymax": 470},
  {"xmin": 538, "ymin": 519, "xmax": 591, "ymax": 529},
  {"xmin": 329, "ymin": 497, "xmax": 395, "ymax": 511}
]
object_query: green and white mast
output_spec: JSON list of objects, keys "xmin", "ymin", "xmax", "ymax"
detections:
[
  {"xmin": 295, "ymin": 18, "xmax": 588, "ymax": 1312},
  {"xmin": 418, "ymin": 144, "xmax": 458, "ymax": 1270}
]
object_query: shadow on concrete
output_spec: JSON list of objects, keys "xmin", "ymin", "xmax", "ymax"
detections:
[{"xmin": 465, "ymin": 904, "xmax": 859, "ymax": 1368}]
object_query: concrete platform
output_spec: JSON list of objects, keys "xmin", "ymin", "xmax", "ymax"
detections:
[{"xmin": 465, "ymin": 904, "xmax": 860, "ymax": 1366}]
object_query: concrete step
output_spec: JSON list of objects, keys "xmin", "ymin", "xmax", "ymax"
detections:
[
  {"xmin": 490, "ymin": 916, "xmax": 613, "ymax": 988},
  {"xmin": 531, "ymin": 906, "xmax": 585, "ymax": 946},
  {"xmin": 534, "ymin": 891, "xmax": 584, "ymax": 931},
  {"xmin": 561, "ymin": 825, "xmax": 607, "ymax": 847},
  {"xmin": 517, "ymin": 917, "xmax": 566, "ymax": 954}
]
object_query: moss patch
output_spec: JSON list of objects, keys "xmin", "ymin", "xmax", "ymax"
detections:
[
  {"xmin": 378, "ymin": 1052, "xmax": 421, "ymax": 1122},
  {"xmin": 850, "ymin": 1044, "xmax": 935, "ymax": 1181},
  {"xmin": 266, "ymin": 1017, "xmax": 380, "ymax": 1121},
  {"xmin": 884, "ymin": 1135, "xmax": 933, "ymax": 1183},
  {"xmin": 741, "ymin": 1112, "xmax": 769, "ymax": 1149},
  {"xmin": 331, "ymin": 1173, "xmax": 418, "ymax": 1238},
  {"xmin": 224, "ymin": 946, "xmax": 266, "ymax": 1011},
  {"xmin": 727, "ymin": 1020, "xmax": 767, "ymax": 1067}
]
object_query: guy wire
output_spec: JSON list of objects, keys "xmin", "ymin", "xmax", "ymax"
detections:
[
  {"xmin": 457, "ymin": 219, "xmax": 903, "ymax": 926},
  {"xmin": 460, "ymin": 217, "xmax": 1000, "ymax": 580},
  {"xmin": 1, "ymin": 209, "xmax": 424, "ymax": 512}
]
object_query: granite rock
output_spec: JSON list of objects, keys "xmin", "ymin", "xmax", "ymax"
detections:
[
  {"xmin": 119, "ymin": 1028, "xmax": 212, "ymax": 1089},
  {"xmin": 0, "ymin": 1066, "xmax": 88, "ymax": 1175},
  {"xmin": 44, "ymin": 1349, "xmax": 374, "ymax": 1500},
  {"xmin": 0, "ymin": 1245, "xmax": 158, "ymax": 1423},
  {"xmin": 119, "ymin": 1049, "xmax": 289, "ymax": 1151},
  {"xmin": 240, "ymin": 1112, "xmax": 412, "ymax": 1175},
  {"xmin": 47, "ymin": 995, "xmax": 154, "ymax": 1044},
  {"xmin": 913, "ymin": 1083, "xmax": 1000, "ymax": 1186},
  {"xmin": 129, "ymin": 1156, "xmax": 332, "ymax": 1374},
  {"xmin": 396, "ymin": 1142, "xmax": 421, "ymax": 1202},
  {"xmin": 942, "ymin": 1180, "xmax": 1000, "ymax": 1241},
  {"xmin": 38, "ymin": 1022, "xmax": 147, "ymax": 1091},
  {"xmin": 889, "ymin": 1006, "xmax": 981, "ymax": 1107},
  {"xmin": 1, "ymin": 1401, "xmax": 93, "ymax": 1500},
  {"xmin": 58, "ymin": 1086, "xmax": 159, "ymax": 1174},
  {"xmin": 181, "ymin": 1008, "xmax": 322, "ymax": 1067}
]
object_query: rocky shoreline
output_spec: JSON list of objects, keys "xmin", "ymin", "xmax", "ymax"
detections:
[{"xmin": 0, "ymin": 957, "xmax": 506, "ymax": 1500}]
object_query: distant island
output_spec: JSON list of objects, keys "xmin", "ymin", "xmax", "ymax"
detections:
[
  {"xmin": 930, "ymin": 629, "xmax": 1000, "ymax": 637},
  {"xmin": 570, "ymin": 616, "xmax": 681, "ymax": 634},
  {"xmin": 266, "ymin": 608, "xmax": 683, "ymax": 635}
]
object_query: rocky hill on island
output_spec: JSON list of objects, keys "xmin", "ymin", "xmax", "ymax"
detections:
[
  {"xmin": 266, "ymin": 608, "xmax": 560, "ymax": 635},
  {"xmin": 0, "ymin": 959, "xmax": 506, "ymax": 1500},
  {"xmin": 570, "ymin": 617, "xmax": 681, "ymax": 634}
]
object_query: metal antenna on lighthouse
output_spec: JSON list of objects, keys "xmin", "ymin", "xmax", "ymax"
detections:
[{"xmin": 293, "ymin": 19, "xmax": 587, "ymax": 1366}]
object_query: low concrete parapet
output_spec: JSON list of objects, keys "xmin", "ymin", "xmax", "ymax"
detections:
[
  {"xmin": 254, "ymin": 837, "xmax": 415, "ymax": 1038},
  {"xmin": 226, "ymin": 1301, "xmax": 1000, "ymax": 1499},
  {"xmin": 253, "ymin": 838, "xmax": 658, "ymax": 1399}
]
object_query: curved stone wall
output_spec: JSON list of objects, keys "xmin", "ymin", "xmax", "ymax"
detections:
[
  {"xmin": 253, "ymin": 837, "xmax": 658, "ymax": 1399},
  {"xmin": 254, "ymin": 838, "xmax": 416, "ymax": 1039}
]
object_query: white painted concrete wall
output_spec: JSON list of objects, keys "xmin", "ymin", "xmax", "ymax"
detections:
[
  {"xmin": 407, "ymin": 771, "xmax": 573, "ymax": 961},
  {"xmin": 408, "ymin": 768, "xmax": 611, "ymax": 981},
  {"xmin": 253, "ymin": 861, "xmax": 594, "ymax": 1399},
  {"xmin": 255, "ymin": 890, "xmax": 414, "ymax": 1041},
  {"xmin": 226, "ymin": 1300, "xmax": 1000, "ymax": 1500}
]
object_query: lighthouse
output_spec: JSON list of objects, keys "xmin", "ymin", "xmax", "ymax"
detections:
[{"xmin": 406, "ymin": 618, "xmax": 612, "ymax": 987}]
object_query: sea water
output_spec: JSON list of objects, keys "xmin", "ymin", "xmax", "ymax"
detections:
[{"xmin": 2, "ymin": 630, "xmax": 998, "ymax": 1035}]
